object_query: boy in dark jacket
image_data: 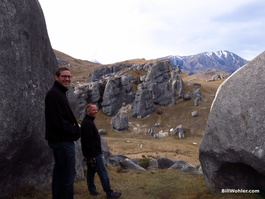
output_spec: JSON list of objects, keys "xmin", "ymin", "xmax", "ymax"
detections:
[
  {"xmin": 81, "ymin": 103, "xmax": 121, "ymax": 199},
  {"xmin": 45, "ymin": 67, "xmax": 80, "ymax": 199}
]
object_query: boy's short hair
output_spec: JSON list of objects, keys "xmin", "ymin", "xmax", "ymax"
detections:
[{"xmin": 55, "ymin": 67, "xmax": 70, "ymax": 77}]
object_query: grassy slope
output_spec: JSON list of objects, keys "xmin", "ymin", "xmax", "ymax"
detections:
[{"xmin": 3, "ymin": 168, "xmax": 261, "ymax": 199}]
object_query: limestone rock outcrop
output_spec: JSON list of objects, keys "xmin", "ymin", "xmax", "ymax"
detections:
[
  {"xmin": 75, "ymin": 60, "xmax": 184, "ymax": 119},
  {"xmin": 199, "ymin": 51, "xmax": 265, "ymax": 193},
  {"xmin": 111, "ymin": 112, "xmax": 129, "ymax": 131},
  {"xmin": 102, "ymin": 75, "xmax": 135, "ymax": 116}
]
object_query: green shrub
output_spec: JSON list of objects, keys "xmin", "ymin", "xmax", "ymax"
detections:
[{"xmin": 138, "ymin": 155, "xmax": 151, "ymax": 169}]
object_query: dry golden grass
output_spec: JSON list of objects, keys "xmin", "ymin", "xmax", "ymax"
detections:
[{"xmin": 3, "ymin": 167, "xmax": 262, "ymax": 199}]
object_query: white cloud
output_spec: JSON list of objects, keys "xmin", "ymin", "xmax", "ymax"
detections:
[{"xmin": 39, "ymin": 0, "xmax": 265, "ymax": 63}]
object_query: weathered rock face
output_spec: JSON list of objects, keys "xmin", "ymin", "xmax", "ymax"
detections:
[
  {"xmin": 131, "ymin": 89, "xmax": 156, "ymax": 118},
  {"xmin": 140, "ymin": 61, "xmax": 183, "ymax": 106},
  {"xmin": 157, "ymin": 157, "xmax": 175, "ymax": 169},
  {"xmin": 0, "ymin": 0, "xmax": 83, "ymax": 196},
  {"xmin": 102, "ymin": 75, "xmax": 135, "ymax": 116},
  {"xmin": 120, "ymin": 158, "xmax": 146, "ymax": 171},
  {"xmin": 199, "ymin": 51, "xmax": 265, "ymax": 194},
  {"xmin": 172, "ymin": 125, "xmax": 185, "ymax": 138},
  {"xmin": 168, "ymin": 160, "xmax": 201, "ymax": 174},
  {"xmin": 75, "ymin": 60, "xmax": 184, "ymax": 119},
  {"xmin": 91, "ymin": 65, "xmax": 122, "ymax": 82},
  {"xmin": 111, "ymin": 112, "xmax": 129, "ymax": 131}
]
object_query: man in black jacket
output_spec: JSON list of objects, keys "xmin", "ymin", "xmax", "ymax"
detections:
[
  {"xmin": 81, "ymin": 103, "xmax": 121, "ymax": 199},
  {"xmin": 45, "ymin": 67, "xmax": 80, "ymax": 199}
]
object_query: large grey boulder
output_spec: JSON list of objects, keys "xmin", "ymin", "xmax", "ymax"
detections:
[
  {"xmin": 168, "ymin": 160, "xmax": 201, "ymax": 174},
  {"xmin": 108, "ymin": 154, "xmax": 129, "ymax": 167},
  {"xmin": 102, "ymin": 78, "xmax": 122, "ymax": 115},
  {"xmin": 144, "ymin": 61, "xmax": 170, "ymax": 83},
  {"xmin": 131, "ymin": 89, "xmax": 156, "ymax": 118},
  {"xmin": 0, "ymin": 0, "xmax": 55, "ymax": 196},
  {"xmin": 199, "ymin": 51, "xmax": 265, "ymax": 194},
  {"xmin": 111, "ymin": 112, "xmax": 129, "ymax": 131},
  {"xmin": 167, "ymin": 69, "xmax": 184, "ymax": 103},
  {"xmin": 142, "ymin": 61, "xmax": 184, "ymax": 106},
  {"xmin": 100, "ymin": 136, "xmax": 112, "ymax": 165},
  {"xmin": 120, "ymin": 158, "xmax": 146, "ymax": 171},
  {"xmin": 87, "ymin": 81, "xmax": 104, "ymax": 104},
  {"xmin": 74, "ymin": 81, "xmax": 104, "ymax": 118},
  {"xmin": 91, "ymin": 65, "xmax": 122, "ymax": 81},
  {"xmin": 157, "ymin": 157, "xmax": 175, "ymax": 169},
  {"xmin": 0, "ymin": 1, "xmax": 84, "ymax": 197},
  {"xmin": 193, "ymin": 88, "xmax": 203, "ymax": 106},
  {"xmin": 172, "ymin": 125, "xmax": 185, "ymax": 138},
  {"xmin": 102, "ymin": 75, "xmax": 135, "ymax": 116},
  {"xmin": 91, "ymin": 67, "xmax": 112, "ymax": 81}
]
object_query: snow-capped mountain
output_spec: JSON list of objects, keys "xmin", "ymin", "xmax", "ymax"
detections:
[
  {"xmin": 90, "ymin": 59, "xmax": 102, "ymax": 65},
  {"xmin": 160, "ymin": 50, "xmax": 248, "ymax": 75}
]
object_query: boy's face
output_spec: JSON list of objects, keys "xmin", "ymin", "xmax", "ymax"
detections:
[{"xmin": 55, "ymin": 70, "xmax": 71, "ymax": 87}]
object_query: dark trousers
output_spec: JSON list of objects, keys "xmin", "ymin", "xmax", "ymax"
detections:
[
  {"xmin": 87, "ymin": 154, "xmax": 113, "ymax": 196},
  {"xmin": 48, "ymin": 141, "xmax": 76, "ymax": 199}
]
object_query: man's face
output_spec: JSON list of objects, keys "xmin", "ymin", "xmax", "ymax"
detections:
[
  {"xmin": 55, "ymin": 70, "xmax": 71, "ymax": 87},
  {"xmin": 87, "ymin": 105, "xmax": 98, "ymax": 118}
]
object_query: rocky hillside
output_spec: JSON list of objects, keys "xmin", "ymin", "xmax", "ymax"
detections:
[
  {"xmin": 54, "ymin": 50, "xmax": 223, "ymax": 138},
  {"xmin": 160, "ymin": 50, "xmax": 248, "ymax": 75},
  {"xmin": 55, "ymin": 51, "xmax": 224, "ymax": 169},
  {"xmin": 55, "ymin": 50, "xmax": 234, "ymax": 83},
  {"xmin": 55, "ymin": 50, "xmax": 247, "ymax": 85},
  {"xmin": 75, "ymin": 60, "xmax": 184, "ymax": 120}
]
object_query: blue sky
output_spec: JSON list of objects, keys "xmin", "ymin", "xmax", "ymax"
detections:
[{"xmin": 38, "ymin": 0, "xmax": 265, "ymax": 64}]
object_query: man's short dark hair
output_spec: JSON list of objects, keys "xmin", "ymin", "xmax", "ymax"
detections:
[{"xmin": 55, "ymin": 67, "xmax": 70, "ymax": 77}]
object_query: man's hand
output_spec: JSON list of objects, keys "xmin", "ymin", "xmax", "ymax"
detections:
[{"xmin": 84, "ymin": 157, "xmax": 96, "ymax": 165}]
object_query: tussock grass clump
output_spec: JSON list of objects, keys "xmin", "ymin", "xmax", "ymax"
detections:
[{"xmin": 138, "ymin": 155, "xmax": 151, "ymax": 169}]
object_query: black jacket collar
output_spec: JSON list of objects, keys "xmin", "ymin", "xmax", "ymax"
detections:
[
  {"xmin": 54, "ymin": 80, "xmax": 68, "ymax": 93},
  {"xmin": 86, "ymin": 115, "xmax": 95, "ymax": 121}
]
